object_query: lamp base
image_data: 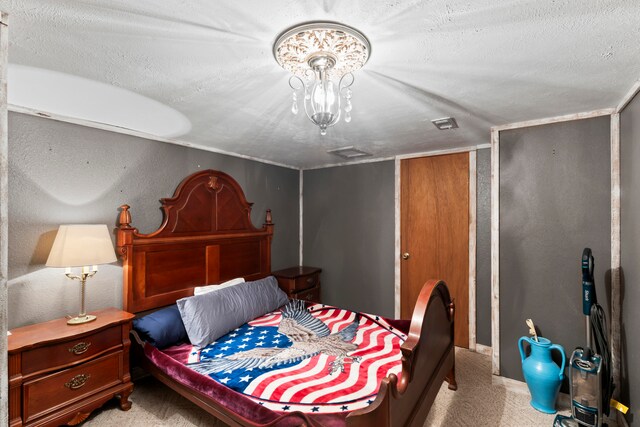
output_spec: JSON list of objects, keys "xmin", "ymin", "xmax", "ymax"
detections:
[{"xmin": 67, "ymin": 314, "xmax": 97, "ymax": 325}]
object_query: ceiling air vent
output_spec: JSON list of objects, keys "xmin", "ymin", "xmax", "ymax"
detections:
[
  {"xmin": 431, "ymin": 117, "xmax": 458, "ymax": 130},
  {"xmin": 326, "ymin": 146, "xmax": 372, "ymax": 159}
]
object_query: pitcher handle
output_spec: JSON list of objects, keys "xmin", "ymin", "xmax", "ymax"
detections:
[
  {"xmin": 518, "ymin": 336, "xmax": 530, "ymax": 363},
  {"xmin": 550, "ymin": 344, "xmax": 566, "ymax": 380}
]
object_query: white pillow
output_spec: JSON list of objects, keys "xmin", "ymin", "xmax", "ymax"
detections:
[{"xmin": 194, "ymin": 277, "xmax": 245, "ymax": 296}]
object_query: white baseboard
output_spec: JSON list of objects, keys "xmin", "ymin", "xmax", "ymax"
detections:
[
  {"xmin": 617, "ymin": 411, "xmax": 630, "ymax": 427},
  {"xmin": 491, "ymin": 375, "xmax": 571, "ymax": 406},
  {"xmin": 474, "ymin": 343, "xmax": 492, "ymax": 356}
]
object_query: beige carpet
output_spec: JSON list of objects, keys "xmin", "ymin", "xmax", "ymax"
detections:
[{"xmin": 84, "ymin": 348, "xmax": 611, "ymax": 426}]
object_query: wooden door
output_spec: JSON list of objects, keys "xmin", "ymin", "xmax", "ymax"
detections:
[{"xmin": 401, "ymin": 153, "xmax": 469, "ymax": 348}]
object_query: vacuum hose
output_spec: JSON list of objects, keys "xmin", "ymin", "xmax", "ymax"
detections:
[{"xmin": 590, "ymin": 302, "xmax": 613, "ymax": 417}]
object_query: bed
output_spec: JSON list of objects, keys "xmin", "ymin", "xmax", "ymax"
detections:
[{"xmin": 116, "ymin": 169, "xmax": 456, "ymax": 427}]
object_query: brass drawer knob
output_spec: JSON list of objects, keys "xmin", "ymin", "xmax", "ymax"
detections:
[
  {"xmin": 65, "ymin": 374, "xmax": 90, "ymax": 390},
  {"xmin": 68, "ymin": 342, "xmax": 91, "ymax": 355},
  {"xmin": 402, "ymin": 252, "xmax": 410, "ymax": 260}
]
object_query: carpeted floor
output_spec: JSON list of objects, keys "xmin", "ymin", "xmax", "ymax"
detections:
[{"xmin": 83, "ymin": 348, "xmax": 609, "ymax": 426}]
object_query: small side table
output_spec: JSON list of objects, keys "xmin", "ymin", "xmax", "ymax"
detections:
[
  {"xmin": 272, "ymin": 266, "xmax": 322, "ymax": 302},
  {"xmin": 8, "ymin": 308, "xmax": 135, "ymax": 427}
]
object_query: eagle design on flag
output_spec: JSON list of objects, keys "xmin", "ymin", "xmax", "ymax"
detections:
[{"xmin": 191, "ymin": 300, "xmax": 361, "ymax": 375}]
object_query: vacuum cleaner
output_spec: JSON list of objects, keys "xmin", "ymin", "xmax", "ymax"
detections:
[{"xmin": 554, "ymin": 248, "xmax": 614, "ymax": 427}]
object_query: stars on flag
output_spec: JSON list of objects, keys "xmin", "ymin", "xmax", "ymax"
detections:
[{"xmin": 196, "ymin": 324, "xmax": 293, "ymax": 392}]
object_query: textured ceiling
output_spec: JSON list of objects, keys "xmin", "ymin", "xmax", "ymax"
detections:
[{"xmin": 3, "ymin": 0, "xmax": 640, "ymax": 168}]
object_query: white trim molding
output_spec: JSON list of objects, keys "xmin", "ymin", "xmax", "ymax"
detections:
[
  {"xmin": 395, "ymin": 144, "xmax": 484, "ymax": 161},
  {"xmin": 618, "ymin": 412, "xmax": 630, "ymax": 427},
  {"xmin": 299, "ymin": 169, "xmax": 304, "ymax": 266},
  {"xmin": 474, "ymin": 343, "xmax": 492, "ymax": 356},
  {"xmin": 0, "ymin": 11, "xmax": 9, "ymax": 426},
  {"xmin": 490, "ymin": 128, "xmax": 500, "ymax": 375},
  {"xmin": 610, "ymin": 113, "xmax": 621, "ymax": 393},
  {"xmin": 491, "ymin": 108, "xmax": 615, "ymax": 132},
  {"xmin": 469, "ymin": 150, "xmax": 477, "ymax": 351},
  {"xmin": 302, "ymin": 155, "xmax": 395, "ymax": 171},
  {"xmin": 616, "ymin": 79, "xmax": 640, "ymax": 113},
  {"xmin": 394, "ymin": 157, "xmax": 401, "ymax": 319}
]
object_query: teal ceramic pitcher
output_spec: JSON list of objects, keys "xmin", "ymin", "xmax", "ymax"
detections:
[{"xmin": 518, "ymin": 336, "xmax": 566, "ymax": 414}]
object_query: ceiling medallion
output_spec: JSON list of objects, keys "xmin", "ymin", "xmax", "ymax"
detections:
[{"xmin": 273, "ymin": 22, "xmax": 371, "ymax": 135}]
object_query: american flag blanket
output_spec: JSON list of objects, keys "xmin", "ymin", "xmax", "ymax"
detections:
[{"xmin": 185, "ymin": 301, "xmax": 406, "ymax": 414}]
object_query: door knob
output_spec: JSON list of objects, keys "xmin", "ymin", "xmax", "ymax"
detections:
[{"xmin": 402, "ymin": 252, "xmax": 410, "ymax": 260}]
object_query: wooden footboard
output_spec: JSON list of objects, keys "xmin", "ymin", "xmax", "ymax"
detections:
[{"xmin": 346, "ymin": 280, "xmax": 456, "ymax": 427}]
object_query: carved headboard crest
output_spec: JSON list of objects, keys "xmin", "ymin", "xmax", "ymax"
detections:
[{"xmin": 123, "ymin": 169, "xmax": 267, "ymax": 237}]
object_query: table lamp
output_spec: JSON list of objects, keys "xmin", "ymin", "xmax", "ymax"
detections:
[{"xmin": 46, "ymin": 224, "xmax": 117, "ymax": 325}]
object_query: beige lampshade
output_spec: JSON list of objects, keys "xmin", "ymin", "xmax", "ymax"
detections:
[{"xmin": 46, "ymin": 224, "xmax": 117, "ymax": 267}]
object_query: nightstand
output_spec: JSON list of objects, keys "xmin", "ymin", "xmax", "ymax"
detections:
[
  {"xmin": 272, "ymin": 266, "xmax": 322, "ymax": 302},
  {"xmin": 8, "ymin": 308, "xmax": 135, "ymax": 427}
]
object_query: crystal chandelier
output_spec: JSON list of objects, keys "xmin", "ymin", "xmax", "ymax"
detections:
[{"xmin": 273, "ymin": 22, "xmax": 371, "ymax": 135}]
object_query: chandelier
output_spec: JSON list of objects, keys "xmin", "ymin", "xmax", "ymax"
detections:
[{"xmin": 273, "ymin": 22, "xmax": 371, "ymax": 135}]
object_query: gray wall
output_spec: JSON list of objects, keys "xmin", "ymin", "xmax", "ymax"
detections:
[
  {"xmin": 303, "ymin": 161, "xmax": 395, "ymax": 318},
  {"xmin": 476, "ymin": 148, "xmax": 492, "ymax": 346},
  {"xmin": 8, "ymin": 112, "xmax": 300, "ymax": 329},
  {"xmin": 621, "ymin": 93, "xmax": 640, "ymax": 426},
  {"xmin": 499, "ymin": 117, "xmax": 611, "ymax": 382}
]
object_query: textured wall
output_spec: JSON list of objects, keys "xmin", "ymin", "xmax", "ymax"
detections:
[
  {"xmin": 303, "ymin": 162, "xmax": 395, "ymax": 318},
  {"xmin": 621, "ymin": 93, "xmax": 640, "ymax": 426},
  {"xmin": 8, "ymin": 113, "xmax": 299, "ymax": 329},
  {"xmin": 499, "ymin": 117, "xmax": 611, "ymax": 382},
  {"xmin": 476, "ymin": 148, "xmax": 492, "ymax": 346}
]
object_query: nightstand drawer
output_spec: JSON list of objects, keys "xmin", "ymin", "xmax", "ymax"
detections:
[
  {"xmin": 22, "ymin": 325, "xmax": 122, "ymax": 376},
  {"xmin": 294, "ymin": 272, "xmax": 319, "ymax": 292},
  {"xmin": 23, "ymin": 351, "xmax": 122, "ymax": 423},
  {"xmin": 293, "ymin": 286, "xmax": 320, "ymax": 302}
]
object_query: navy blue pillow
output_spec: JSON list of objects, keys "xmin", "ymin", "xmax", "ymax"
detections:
[{"xmin": 133, "ymin": 304, "xmax": 188, "ymax": 349}]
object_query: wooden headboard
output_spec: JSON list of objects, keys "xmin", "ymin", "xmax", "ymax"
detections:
[{"xmin": 116, "ymin": 170, "xmax": 274, "ymax": 313}]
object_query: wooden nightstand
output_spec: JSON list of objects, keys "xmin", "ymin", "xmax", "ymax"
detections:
[
  {"xmin": 8, "ymin": 308, "xmax": 135, "ymax": 427},
  {"xmin": 272, "ymin": 266, "xmax": 322, "ymax": 302}
]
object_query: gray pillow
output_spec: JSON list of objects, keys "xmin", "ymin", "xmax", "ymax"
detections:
[{"xmin": 176, "ymin": 276, "xmax": 289, "ymax": 348}]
